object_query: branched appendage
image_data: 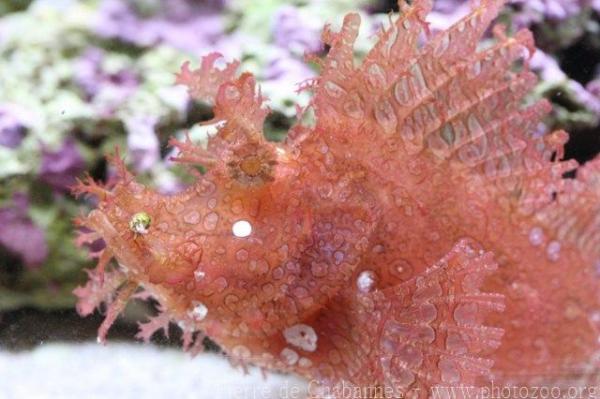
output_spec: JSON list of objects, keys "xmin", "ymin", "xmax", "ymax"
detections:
[
  {"xmin": 176, "ymin": 54, "xmax": 240, "ymax": 104},
  {"xmin": 105, "ymin": 148, "xmax": 135, "ymax": 187},
  {"xmin": 134, "ymin": 289, "xmax": 208, "ymax": 356},
  {"xmin": 74, "ymin": 229, "xmax": 101, "ymax": 248},
  {"xmin": 72, "ymin": 148, "xmax": 134, "ymax": 201},
  {"xmin": 97, "ymin": 281, "xmax": 138, "ymax": 344},
  {"xmin": 72, "ymin": 174, "xmax": 112, "ymax": 201},
  {"xmin": 73, "ymin": 266, "xmax": 127, "ymax": 318},
  {"xmin": 135, "ymin": 303, "xmax": 172, "ymax": 343},
  {"xmin": 72, "ymin": 225, "xmax": 135, "ymax": 342},
  {"xmin": 168, "ymin": 133, "xmax": 218, "ymax": 167},
  {"xmin": 294, "ymin": 77, "xmax": 319, "ymax": 94},
  {"xmin": 91, "ymin": 249, "xmax": 113, "ymax": 285},
  {"xmin": 544, "ymin": 130, "xmax": 569, "ymax": 162},
  {"xmin": 182, "ymin": 329, "xmax": 207, "ymax": 357}
]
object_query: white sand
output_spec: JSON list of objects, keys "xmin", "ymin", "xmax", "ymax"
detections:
[{"xmin": 0, "ymin": 342, "xmax": 308, "ymax": 399}]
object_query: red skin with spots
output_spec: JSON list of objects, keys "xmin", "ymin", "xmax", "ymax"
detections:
[{"xmin": 74, "ymin": 0, "xmax": 600, "ymax": 396}]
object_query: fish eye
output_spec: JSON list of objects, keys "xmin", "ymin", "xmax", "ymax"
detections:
[{"xmin": 129, "ymin": 211, "xmax": 151, "ymax": 235}]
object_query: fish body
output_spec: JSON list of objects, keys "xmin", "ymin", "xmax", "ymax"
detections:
[{"xmin": 74, "ymin": 0, "xmax": 600, "ymax": 396}]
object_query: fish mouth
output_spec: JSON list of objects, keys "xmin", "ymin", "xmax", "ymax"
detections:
[{"xmin": 78, "ymin": 209, "xmax": 197, "ymax": 340}]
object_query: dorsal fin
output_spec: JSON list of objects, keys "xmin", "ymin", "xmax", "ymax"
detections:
[
  {"xmin": 533, "ymin": 156, "xmax": 600, "ymax": 267},
  {"xmin": 308, "ymin": 1, "xmax": 433, "ymax": 133},
  {"xmin": 308, "ymin": 0, "xmax": 508, "ymax": 134},
  {"xmin": 302, "ymin": 0, "xmax": 582, "ymax": 215}
]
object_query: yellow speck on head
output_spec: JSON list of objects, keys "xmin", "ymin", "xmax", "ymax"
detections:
[{"xmin": 129, "ymin": 212, "xmax": 151, "ymax": 235}]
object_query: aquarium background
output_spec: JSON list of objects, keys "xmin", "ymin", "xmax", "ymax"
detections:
[{"xmin": 0, "ymin": 0, "xmax": 599, "ymax": 397}]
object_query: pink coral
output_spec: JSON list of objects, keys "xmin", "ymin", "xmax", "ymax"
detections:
[{"xmin": 74, "ymin": 0, "xmax": 600, "ymax": 396}]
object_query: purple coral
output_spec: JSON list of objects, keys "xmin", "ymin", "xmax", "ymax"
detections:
[
  {"xmin": 94, "ymin": 0, "xmax": 225, "ymax": 55},
  {"xmin": 39, "ymin": 139, "xmax": 86, "ymax": 192},
  {"xmin": 271, "ymin": 5, "xmax": 322, "ymax": 55},
  {"xmin": 432, "ymin": 0, "xmax": 468, "ymax": 15},
  {"xmin": 74, "ymin": 48, "xmax": 139, "ymax": 117},
  {"xmin": 0, "ymin": 193, "xmax": 48, "ymax": 268},
  {"xmin": 124, "ymin": 115, "xmax": 160, "ymax": 172},
  {"xmin": 0, "ymin": 104, "xmax": 31, "ymax": 149},
  {"xmin": 429, "ymin": 1, "xmax": 471, "ymax": 30},
  {"xmin": 509, "ymin": 0, "xmax": 596, "ymax": 28},
  {"xmin": 589, "ymin": 79, "xmax": 600, "ymax": 99},
  {"xmin": 264, "ymin": 48, "xmax": 315, "ymax": 87},
  {"xmin": 75, "ymin": 48, "xmax": 138, "ymax": 100}
]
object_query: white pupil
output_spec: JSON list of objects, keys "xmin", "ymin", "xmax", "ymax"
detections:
[{"xmin": 232, "ymin": 220, "xmax": 252, "ymax": 237}]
